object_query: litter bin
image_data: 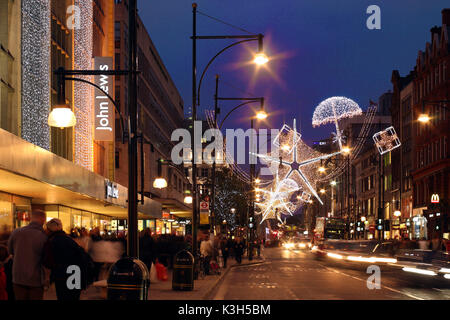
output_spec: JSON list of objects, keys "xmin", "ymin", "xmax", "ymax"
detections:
[
  {"xmin": 107, "ymin": 257, "xmax": 149, "ymax": 300},
  {"xmin": 172, "ymin": 250, "xmax": 194, "ymax": 291}
]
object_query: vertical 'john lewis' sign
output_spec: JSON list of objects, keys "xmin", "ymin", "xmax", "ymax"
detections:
[{"xmin": 94, "ymin": 57, "xmax": 114, "ymax": 141}]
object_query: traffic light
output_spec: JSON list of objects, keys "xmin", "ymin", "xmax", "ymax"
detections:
[
  {"xmin": 376, "ymin": 218, "xmax": 383, "ymax": 231},
  {"xmin": 248, "ymin": 216, "xmax": 254, "ymax": 229}
]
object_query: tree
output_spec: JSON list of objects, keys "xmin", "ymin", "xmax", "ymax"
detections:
[{"xmin": 210, "ymin": 167, "xmax": 250, "ymax": 230}]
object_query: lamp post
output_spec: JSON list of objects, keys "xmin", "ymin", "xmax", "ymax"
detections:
[
  {"xmin": 191, "ymin": 2, "xmax": 268, "ymax": 262},
  {"xmin": 48, "ymin": 0, "xmax": 140, "ymax": 257},
  {"xmin": 215, "ymin": 95, "xmax": 266, "ymax": 261},
  {"xmin": 417, "ymin": 100, "xmax": 450, "ymax": 123}
]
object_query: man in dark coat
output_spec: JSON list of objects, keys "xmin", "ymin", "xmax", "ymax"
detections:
[
  {"xmin": 234, "ymin": 238, "xmax": 245, "ymax": 264},
  {"xmin": 8, "ymin": 210, "xmax": 47, "ymax": 300},
  {"xmin": 43, "ymin": 219, "xmax": 90, "ymax": 301},
  {"xmin": 139, "ymin": 228, "xmax": 154, "ymax": 273}
]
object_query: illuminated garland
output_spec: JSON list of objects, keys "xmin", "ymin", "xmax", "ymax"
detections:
[
  {"xmin": 73, "ymin": 0, "xmax": 94, "ymax": 170},
  {"xmin": 21, "ymin": 0, "xmax": 51, "ymax": 149}
]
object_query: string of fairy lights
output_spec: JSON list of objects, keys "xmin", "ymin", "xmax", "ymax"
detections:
[
  {"xmin": 21, "ymin": 0, "xmax": 51, "ymax": 150},
  {"xmin": 73, "ymin": 0, "xmax": 94, "ymax": 171}
]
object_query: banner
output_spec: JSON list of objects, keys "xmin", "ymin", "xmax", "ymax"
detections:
[{"xmin": 94, "ymin": 57, "xmax": 114, "ymax": 141}]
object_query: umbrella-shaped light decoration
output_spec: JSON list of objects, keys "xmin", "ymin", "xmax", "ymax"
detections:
[{"xmin": 312, "ymin": 97, "xmax": 362, "ymax": 150}]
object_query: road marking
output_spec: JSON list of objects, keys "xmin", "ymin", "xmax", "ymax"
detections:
[{"xmin": 322, "ymin": 265, "xmax": 424, "ymax": 300}]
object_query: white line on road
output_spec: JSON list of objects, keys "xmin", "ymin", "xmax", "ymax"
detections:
[{"xmin": 322, "ymin": 265, "xmax": 424, "ymax": 300}]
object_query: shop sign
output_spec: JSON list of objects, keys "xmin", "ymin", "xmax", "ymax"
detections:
[
  {"xmin": 105, "ymin": 180, "xmax": 119, "ymax": 199},
  {"xmin": 431, "ymin": 194, "xmax": 439, "ymax": 203},
  {"xmin": 94, "ymin": 57, "xmax": 114, "ymax": 141}
]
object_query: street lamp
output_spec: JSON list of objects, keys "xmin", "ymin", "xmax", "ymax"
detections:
[
  {"xmin": 184, "ymin": 194, "xmax": 193, "ymax": 204},
  {"xmin": 320, "ymin": 188, "xmax": 326, "ymax": 194},
  {"xmin": 342, "ymin": 146, "xmax": 351, "ymax": 154},
  {"xmin": 48, "ymin": 104, "xmax": 77, "ymax": 128},
  {"xmin": 418, "ymin": 114, "xmax": 431, "ymax": 123},
  {"xmin": 192, "ymin": 3, "xmax": 269, "ymax": 261},
  {"xmin": 253, "ymin": 52, "xmax": 269, "ymax": 65},
  {"xmin": 330, "ymin": 180, "xmax": 337, "ymax": 186},
  {"xmin": 417, "ymin": 100, "xmax": 450, "ymax": 123},
  {"xmin": 47, "ymin": 0, "xmax": 140, "ymax": 257}
]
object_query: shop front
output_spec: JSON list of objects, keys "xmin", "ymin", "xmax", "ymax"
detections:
[{"xmin": 0, "ymin": 128, "xmax": 162, "ymax": 240}]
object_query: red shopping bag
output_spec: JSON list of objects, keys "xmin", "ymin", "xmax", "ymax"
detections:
[{"xmin": 155, "ymin": 262, "xmax": 168, "ymax": 281}]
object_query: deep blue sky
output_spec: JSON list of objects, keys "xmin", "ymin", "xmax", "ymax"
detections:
[{"xmin": 138, "ymin": 0, "xmax": 448, "ymax": 142}]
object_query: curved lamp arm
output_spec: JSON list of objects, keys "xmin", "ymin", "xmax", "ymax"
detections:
[
  {"xmin": 197, "ymin": 38, "xmax": 256, "ymax": 107},
  {"xmin": 65, "ymin": 76, "xmax": 127, "ymax": 143},
  {"xmin": 219, "ymin": 100, "xmax": 259, "ymax": 130}
]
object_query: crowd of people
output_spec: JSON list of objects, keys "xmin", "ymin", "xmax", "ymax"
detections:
[{"xmin": 0, "ymin": 210, "xmax": 191, "ymax": 301}]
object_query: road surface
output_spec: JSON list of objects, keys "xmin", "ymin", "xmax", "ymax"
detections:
[{"xmin": 210, "ymin": 247, "xmax": 450, "ymax": 300}]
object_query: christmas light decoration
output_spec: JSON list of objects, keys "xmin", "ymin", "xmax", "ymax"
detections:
[
  {"xmin": 373, "ymin": 126, "xmax": 401, "ymax": 155},
  {"xmin": 316, "ymin": 102, "xmax": 378, "ymax": 182},
  {"xmin": 73, "ymin": 0, "xmax": 94, "ymax": 170},
  {"xmin": 21, "ymin": 0, "xmax": 51, "ymax": 150},
  {"xmin": 312, "ymin": 96, "xmax": 362, "ymax": 150},
  {"xmin": 256, "ymin": 174, "xmax": 300, "ymax": 223},
  {"xmin": 254, "ymin": 119, "xmax": 344, "ymax": 205}
]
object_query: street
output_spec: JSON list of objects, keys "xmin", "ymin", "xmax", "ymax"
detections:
[{"xmin": 210, "ymin": 247, "xmax": 450, "ymax": 300}]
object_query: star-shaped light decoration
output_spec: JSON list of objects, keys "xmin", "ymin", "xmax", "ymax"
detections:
[
  {"xmin": 255, "ymin": 174, "xmax": 300, "ymax": 224},
  {"xmin": 253, "ymin": 119, "xmax": 344, "ymax": 205}
]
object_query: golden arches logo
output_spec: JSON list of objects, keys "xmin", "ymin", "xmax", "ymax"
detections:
[{"xmin": 431, "ymin": 194, "xmax": 439, "ymax": 203}]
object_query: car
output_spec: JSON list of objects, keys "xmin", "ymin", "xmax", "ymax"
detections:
[{"xmin": 292, "ymin": 237, "xmax": 312, "ymax": 250}]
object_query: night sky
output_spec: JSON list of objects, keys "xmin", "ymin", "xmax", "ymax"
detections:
[{"xmin": 138, "ymin": 0, "xmax": 448, "ymax": 143}]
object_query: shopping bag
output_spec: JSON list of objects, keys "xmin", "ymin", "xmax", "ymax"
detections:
[
  {"xmin": 155, "ymin": 262, "xmax": 168, "ymax": 281},
  {"xmin": 150, "ymin": 263, "xmax": 158, "ymax": 283}
]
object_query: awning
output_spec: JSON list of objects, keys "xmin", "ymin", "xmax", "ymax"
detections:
[{"xmin": 0, "ymin": 128, "xmax": 161, "ymax": 219}]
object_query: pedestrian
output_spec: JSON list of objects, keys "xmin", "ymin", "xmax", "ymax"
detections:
[
  {"xmin": 256, "ymin": 239, "xmax": 261, "ymax": 258},
  {"xmin": 220, "ymin": 237, "xmax": 229, "ymax": 268},
  {"xmin": 139, "ymin": 228, "xmax": 154, "ymax": 273},
  {"xmin": 0, "ymin": 245, "xmax": 13, "ymax": 300},
  {"xmin": 42, "ymin": 219, "xmax": 92, "ymax": 300},
  {"xmin": 0, "ymin": 245, "xmax": 9, "ymax": 300},
  {"xmin": 234, "ymin": 238, "xmax": 245, "ymax": 264},
  {"xmin": 7, "ymin": 210, "xmax": 48, "ymax": 300},
  {"xmin": 200, "ymin": 234, "xmax": 213, "ymax": 275}
]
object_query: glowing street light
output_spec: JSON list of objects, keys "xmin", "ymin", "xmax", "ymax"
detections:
[
  {"xmin": 48, "ymin": 104, "xmax": 77, "ymax": 129},
  {"xmin": 320, "ymin": 189, "xmax": 326, "ymax": 194},
  {"xmin": 255, "ymin": 178, "xmax": 261, "ymax": 184},
  {"xmin": 153, "ymin": 177, "xmax": 168, "ymax": 189},
  {"xmin": 418, "ymin": 114, "xmax": 430, "ymax": 123},
  {"xmin": 318, "ymin": 166, "xmax": 326, "ymax": 173},
  {"xmin": 342, "ymin": 146, "xmax": 351, "ymax": 154},
  {"xmin": 184, "ymin": 195, "xmax": 193, "ymax": 204},
  {"xmin": 361, "ymin": 216, "xmax": 366, "ymax": 222},
  {"xmin": 253, "ymin": 52, "xmax": 269, "ymax": 65},
  {"xmin": 330, "ymin": 180, "xmax": 337, "ymax": 186},
  {"xmin": 394, "ymin": 210, "xmax": 401, "ymax": 217},
  {"xmin": 256, "ymin": 109, "xmax": 268, "ymax": 120}
]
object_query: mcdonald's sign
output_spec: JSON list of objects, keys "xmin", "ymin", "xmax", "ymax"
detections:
[{"xmin": 431, "ymin": 194, "xmax": 440, "ymax": 203}]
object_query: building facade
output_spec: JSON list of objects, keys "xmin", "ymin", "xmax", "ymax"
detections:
[
  {"xmin": 411, "ymin": 9, "xmax": 450, "ymax": 240},
  {"xmin": 391, "ymin": 72, "xmax": 415, "ymax": 238},
  {"xmin": 114, "ymin": 0, "xmax": 190, "ymax": 235},
  {"xmin": 0, "ymin": 0, "xmax": 162, "ymax": 237}
]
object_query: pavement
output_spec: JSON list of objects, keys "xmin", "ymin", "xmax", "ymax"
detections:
[
  {"xmin": 208, "ymin": 247, "xmax": 450, "ymax": 300},
  {"xmin": 44, "ymin": 251, "xmax": 265, "ymax": 300}
]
